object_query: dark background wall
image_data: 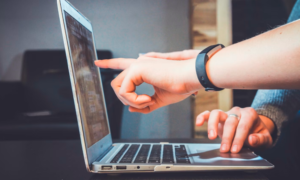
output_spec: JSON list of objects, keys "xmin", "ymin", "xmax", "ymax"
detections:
[{"xmin": 232, "ymin": 0, "xmax": 297, "ymax": 107}]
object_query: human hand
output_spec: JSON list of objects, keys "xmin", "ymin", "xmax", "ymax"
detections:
[
  {"xmin": 144, "ymin": 49, "xmax": 201, "ymax": 60},
  {"xmin": 196, "ymin": 107, "xmax": 275, "ymax": 153},
  {"xmin": 95, "ymin": 57, "xmax": 202, "ymax": 113}
]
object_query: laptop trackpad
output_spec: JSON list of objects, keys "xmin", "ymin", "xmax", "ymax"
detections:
[{"xmin": 186, "ymin": 144, "xmax": 267, "ymax": 166}]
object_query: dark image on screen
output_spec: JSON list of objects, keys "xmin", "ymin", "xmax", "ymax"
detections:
[{"xmin": 65, "ymin": 12, "xmax": 109, "ymax": 147}]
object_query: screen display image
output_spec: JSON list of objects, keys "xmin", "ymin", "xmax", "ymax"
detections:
[{"xmin": 65, "ymin": 12, "xmax": 109, "ymax": 147}]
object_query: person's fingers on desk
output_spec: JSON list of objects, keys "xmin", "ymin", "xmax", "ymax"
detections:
[
  {"xmin": 230, "ymin": 108, "xmax": 258, "ymax": 153},
  {"xmin": 195, "ymin": 111, "xmax": 211, "ymax": 126},
  {"xmin": 248, "ymin": 132, "xmax": 272, "ymax": 149},
  {"xmin": 144, "ymin": 50, "xmax": 200, "ymax": 60},
  {"xmin": 247, "ymin": 116, "xmax": 273, "ymax": 149},
  {"xmin": 94, "ymin": 58, "xmax": 136, "ymax": 70},
  {"xmin": 207, "ymin": 110, "xmax": 228, "ymax": 140},
  {"xmin": 219, "ymin": 108, "xmax": 242, "ymax": 153}
]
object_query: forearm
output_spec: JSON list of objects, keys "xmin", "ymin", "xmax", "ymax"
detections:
[{"xmin": 207, "ymin": 19, "xmax": 300, "ymax": 89}]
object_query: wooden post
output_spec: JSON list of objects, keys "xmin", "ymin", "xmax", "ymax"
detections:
[{"xmin": 191, "ymin": 0, "xmax": 232, "ymax": 138}]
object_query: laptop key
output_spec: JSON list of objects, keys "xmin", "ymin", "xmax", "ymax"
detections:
[
  {"xmin": 162, "ymin": 145, "xmax": 174, "ymax": 164},
  {"xmin": 110, "ymin": 144, "xmax": 129, "ymax": 163},
  {"xmin": 134, "ymin": 145, "xmax": 150, "ymax": 163},
  {"xmin": 175, "ymin": 145, "xmax": 190, "ymax": 164},
  {"xmin": 148, "ymin": 145, "xmax": 161, "ymax": 163},
  {"xmin": 119, "ymin": 144, "xmax": 140, "ymax": 163}
]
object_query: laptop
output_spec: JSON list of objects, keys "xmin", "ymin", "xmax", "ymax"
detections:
[{"xmin": 57, "ymin": 0, "xmax": 274, "ymax": 173}]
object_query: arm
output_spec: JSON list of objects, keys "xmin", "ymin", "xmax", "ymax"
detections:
[
  {"xmin": 204, "ymin": 19, "xmax": 300, "ymax": 90},
  {"xmin": 95, "ymin": 20, "xmax": 300, "ymax": 113},
  {"xmin": 144, "ymin": 19, "xmax": 300, "ymax": 91}
]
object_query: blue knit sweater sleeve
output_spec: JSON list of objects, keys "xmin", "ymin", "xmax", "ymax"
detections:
[{"xmin": 251, "ymin": 90, "xmax": 300, "ymax": 143}]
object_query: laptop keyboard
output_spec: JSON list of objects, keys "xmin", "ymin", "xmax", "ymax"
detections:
[
  {"xmin": 119, "ymin": 144, "xmax": 140, "ymax": 163},
  {"xmin": 134, "ymin": 145, "xmax": 151, "ymax": 163},
  {"xmin": 110, "ymin": 144, "xmax": 129, "ymax": 163},
  {"xmin": 110, "ymin": 144, "xmax": 190, "ymax": 164},
  {"xmin": 162, "ymin": 145, "xmax": 174, "ymax": 164},
  {"xmin": 148, "ymin": 145, "xmax": 162, "ymax": 163}
]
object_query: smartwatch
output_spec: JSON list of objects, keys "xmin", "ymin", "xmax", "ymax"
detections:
[{"xmin": 195, "ymin": 44, "xmax": 224, "ymax": 92}]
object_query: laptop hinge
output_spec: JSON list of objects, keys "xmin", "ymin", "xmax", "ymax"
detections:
[{"xmin": 94, "ymin": 145, "xmax": 114, "ymax": 162}]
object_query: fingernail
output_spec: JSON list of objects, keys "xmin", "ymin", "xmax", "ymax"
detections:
[
  {"xmin": 209, "ymin": 130, "xmax": 215, "ymax": 138},
  {"xmin": 232, "ymin": 145, "xmax": 238, "ymax": 152},
  {"xmin": 251, "ymin": 135, "xmax": 258, "ymax": 145},
  {"xmin": 221, "ymin": 144, "xmax": 227, "ymax": 151}
]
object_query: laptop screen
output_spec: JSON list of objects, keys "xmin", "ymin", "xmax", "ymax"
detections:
[{"xmin": 64, "ymin": 11, "xmax": 109, "ymax": 148}]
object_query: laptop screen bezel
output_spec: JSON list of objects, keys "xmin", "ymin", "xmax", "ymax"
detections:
[{"xmin": 57, "ymin": 0, "xmax": 113, "ymax": 170}]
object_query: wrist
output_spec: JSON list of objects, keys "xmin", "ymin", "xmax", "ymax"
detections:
[
  {"xmin": 195, "ymin": 44, "xmax": 224, "ymax": 91},
  {"xmin": 206, "ymin": 49, "xmax": 222, "ymax": 88},
  {"xmin": 184, "ymin": 59, "xmax": 203, "ymax": 92}
]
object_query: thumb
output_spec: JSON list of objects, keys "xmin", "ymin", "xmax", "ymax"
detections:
[
  {"xmin": 248, "ymin": 133, "xmax": 273, "ymax": 148},
  {"xmin": 128, "ymin": 95, "xmax": 163, "ymax": 114}
]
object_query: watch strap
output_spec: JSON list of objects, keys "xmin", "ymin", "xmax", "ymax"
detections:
[{"xmin": 195, "ymin": 44, "xmax": 224, "ymax": 91}]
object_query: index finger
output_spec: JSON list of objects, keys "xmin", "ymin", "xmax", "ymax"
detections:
[
  {"xmin": 230, "ymin": 109, "xmax": 258, "ymax": 153},
  {"xmin": 94, "ymin": 58, "xmax": 136, "ymax": 70}
]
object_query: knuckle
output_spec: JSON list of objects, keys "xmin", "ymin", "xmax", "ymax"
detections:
[
  {"xmin": 118, "ymin": 90, "xmax": 126, "ymax": 98},
  {"xmin": 231, "ymin": 106, "xmax": 240, "ymax": 112},
  {"xmin": 225, "ymin": 119, "xmax": 237, "ymax": 127},
  {"xmin": 198, "ymin": 111, "xmax": 209, "ymax": 118},
  {"xmin": 238, "ymin": 123, "xmax": 249, "ymax": 131},
  {"xmin": 130, "ymin": 61, "xmax": 141, "ymax": 69},
  {"xmin": 196, "ymin": 113, "xmax": 203, "ymax": 119},
  {"xmin": 263, "ymin": 134, "xmax": 270, "ymax": 145},
  {"xmin": 244, "ymin": 107, "xmax": 258, "ymax": 117},
  {"xmin": 211, "ymin": 109, "xmax": 221, "ymax": 115}
]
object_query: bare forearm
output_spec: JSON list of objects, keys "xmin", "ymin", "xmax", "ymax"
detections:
[{"xmin": 207, "ymin": 19, "xmax": 300, "ymax": 89}]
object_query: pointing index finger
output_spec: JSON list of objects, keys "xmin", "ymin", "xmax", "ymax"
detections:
[{"xmin": 94, "ymin": 58, "xmax": 136, "ymax": 70}]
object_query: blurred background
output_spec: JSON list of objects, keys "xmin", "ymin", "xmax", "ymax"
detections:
[{"xmin": 0, "ymin": 0, "xmax": 296, "ymax": 141}]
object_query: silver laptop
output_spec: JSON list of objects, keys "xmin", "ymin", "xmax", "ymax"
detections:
[{"xmin": 57, "ymin": 0, "xmax": 274, "ymax": 173}]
